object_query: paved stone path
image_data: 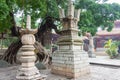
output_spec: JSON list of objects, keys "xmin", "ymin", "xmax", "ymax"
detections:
[
  {"xmin": 0, "ymin": 65, "xmax": 120, "ymax": 80},
  {"xmin": 89, "ymin": 56, "xmax": 120, "ymax": 67}
]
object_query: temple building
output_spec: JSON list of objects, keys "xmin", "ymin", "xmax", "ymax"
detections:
[{"xmin": 95, "ymin": 20, "xmax": 120, "ymax": 48}]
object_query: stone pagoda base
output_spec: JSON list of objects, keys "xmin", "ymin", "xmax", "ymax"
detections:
[
  {"xmin": 51, "ymin": 46, "xmax": 90, "ymax": 78},
  {"xmin": 16, "ymin": 45, "xmax": 46, "ymax": 80},
  {"xmin": 16, "ymin": 66, "xmax": 44, "ymax": 80}
]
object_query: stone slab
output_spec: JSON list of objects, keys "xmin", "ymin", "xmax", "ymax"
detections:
[
  {"xmin": 0, "ymin": 60, "xmax": 11, "ymax": 68},
  {"xmin": 35, "ymin": 62, "xmax": 46, "ymax": 70}
]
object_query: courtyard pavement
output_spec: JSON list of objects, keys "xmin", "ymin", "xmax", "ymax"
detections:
[
  {"xmin": 0, "ymin": 56, "xmax": 120, "ymax": 80},
  {"xmin": 0, "ymin": 64, "xmax": 120, "ymax": 80},
  {"xmin": 89, "ymin": 56, "xmax": 120, "ymax": 67}
]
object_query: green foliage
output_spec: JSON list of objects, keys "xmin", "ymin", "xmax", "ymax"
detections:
[
  {"xmin": 0, "ymin": 0, "xmax": 9, "ymax": 20},
  {"xmin": 104, "ymin": 39, "xmax": 112, "ymax": 48},
  {"xmin": 104, "ymin": 39, "xmax": 118, "ymax": 58},
  {"xmin": 0, "ymin": 15, "xmax": 12, "ymax": 33},
  {"xmin": 0, "ymin": 0, "xmax": 16, "ymax": 33},
  {"xmin": 114, "ymin": 41, "xmax": 120, "ymax": 46},
  {"xmin": 15, "ymin": 0, "xmax": 48, "ymax": 28},
  {"xmin": 0, "ymin": 37, "xmax": 18, "ymax": 48},
  {"xmin": 1, "ymin": 0, "xmax": 120, "ymax": 36},
  {"xmin": 106, "ymin": 49, "xmax": 117, "ymax": 58},
  {"xmin": 0, "ymin": 0, "xmax": 68, "ymax": 32},
  {"xmin": 75, "ymin": 0, "xmax": 120, "ymax": 35}
]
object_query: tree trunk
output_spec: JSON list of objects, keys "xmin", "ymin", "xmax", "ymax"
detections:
[
  {"xmin": 2, "ymin": 16, "xmax": 59, "ymax": 65},
  {"xmin": 2, "ymin": 40, "xmax": 22, "ymax": 64}
]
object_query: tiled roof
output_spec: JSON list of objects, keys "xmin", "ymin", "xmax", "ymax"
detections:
[{"xmin": 96, "ymin": 28, "xmax": 120, "ymax": 35}]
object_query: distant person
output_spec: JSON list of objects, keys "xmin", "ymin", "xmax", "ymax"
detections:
[
  {"xmin": 118, "ymin": 45, "xmax": 120, "ymax": 53},
  {"xmin": 83, "ymin": 39, "xmax": 89, "ymax": 51}
]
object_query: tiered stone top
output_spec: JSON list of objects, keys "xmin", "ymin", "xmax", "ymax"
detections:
[{"xmin": 59, "ymin": 1, "xmax": 80, "ymax": 31}]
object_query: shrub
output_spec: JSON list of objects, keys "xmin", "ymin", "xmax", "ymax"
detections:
[{"xmin": 104, "ymin": 39, "xmax": 118, "ymax": 59}]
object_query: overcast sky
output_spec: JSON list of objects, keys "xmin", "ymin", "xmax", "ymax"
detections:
[{"xmin": 107, "ymin": 0, "xmax": 120, "ymax": 4}]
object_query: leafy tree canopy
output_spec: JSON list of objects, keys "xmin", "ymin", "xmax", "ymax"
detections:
[
  {"xmin": 0, "ymin": 0, "xmax": 67, "ymax": 33},
  {"xmin": 0, "ymin": 0, "xmax": 10, "ymax": 32},
  {"xmin": 1, "ymin": 0, "xmax": 120, "ymax": 36},
  {"xmin": 75, "ymin": 0, "xmax": 120, "ymax": 35}
]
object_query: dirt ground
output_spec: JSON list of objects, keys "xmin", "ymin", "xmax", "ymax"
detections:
[{"xmin": 0, "ymin": 65, "xmax": 120, "ymax": 80}]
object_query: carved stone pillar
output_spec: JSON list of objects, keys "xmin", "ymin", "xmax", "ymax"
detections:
[{"xmin": 88, "ymin": 36, "xmax": 96, "ymax": 58}]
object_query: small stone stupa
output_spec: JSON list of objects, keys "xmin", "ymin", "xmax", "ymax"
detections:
[
  {"xmin": 51, "ymin": 0, "xmax": 90, "ymax": 78},
  {"xmin": 16, "ymin": 15, "xmax": 46, "ymax": 80}
]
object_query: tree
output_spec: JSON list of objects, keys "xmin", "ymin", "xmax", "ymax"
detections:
[
  {"xmin": 75, "ymin": 0, "xmax": 120, "ymax": 35},
  {"xmin": 0, "ymin": 0, "xmax": 67, "ymax": 64},
  {"xmin": 0, "ymin": 0, "xmax": 11, "ymax": 34},
  {"xmin": 2, "ymin": 0, "xmax": 120, "ymax": 64}
]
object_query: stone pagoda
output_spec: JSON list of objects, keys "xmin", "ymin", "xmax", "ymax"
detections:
[
  {"xmin": 16, "ymin": 15, "xmax": 46, "ymax": 80},
  {"xmin": 51, "ymin": 0, "xmax": 90, "ymax": 78}
]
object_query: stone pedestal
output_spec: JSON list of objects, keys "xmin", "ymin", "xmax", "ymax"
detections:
[
  {"xmin": 52, "ymin": 45, "xmax": 90, "ymax": 78},
  {"xmin": 51, "ymin": 1, "xmax": 90, "ymax": 78},
  {"xmin": 51, "ymin": 32, "xmax": 90, "ymax": 78}
]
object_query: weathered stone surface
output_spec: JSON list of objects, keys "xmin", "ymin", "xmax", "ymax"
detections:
[
  {"xmin": 52, "ymin": 0, "xmax": 90, "ymax": 78},
  {"xmin": 21, "ymin": 34, "xmax": 35, "ymax": 45},
  {"xmin": 35, "ymin": 62, "xmax": 46, "ymax": 70},
  {"xmin": 88, "ymin": 36, "xmax": 96, "ymax": 58},
  {"xmin": 52, "ymin": 66, "xmax": 90, "ymax": 78},
  {"xmin": 16, "ymin": 22, "xmax": 46, "ymax": 80},
  {"xmin": 52, "ymin": 49, "xmax": 90, "ymax": 78},
  {"xmin": 16, "ymin": 44, "xmax": 43, "ymax": 80},
  {"xmin": 0, "ymin": 60, "xmax": 11, "ymax": 68}
]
